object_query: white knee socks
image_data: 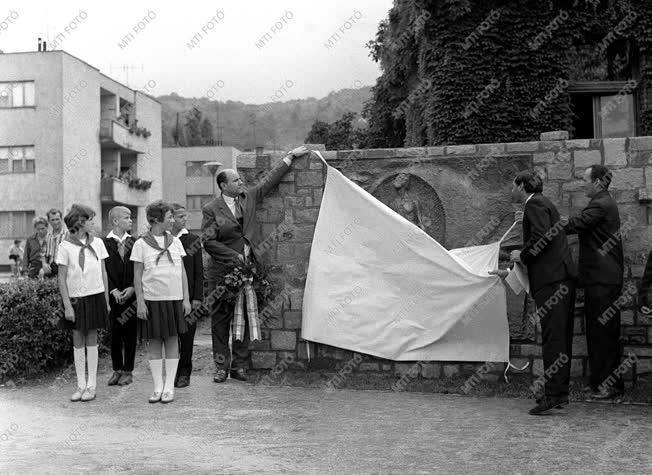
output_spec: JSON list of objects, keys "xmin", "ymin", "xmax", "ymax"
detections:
[
  {"xmin": 73, "ymin": 347, "xmax": 86, "ymax": 389},
  {"xmin": 149, "ymin": 359, "xmax": 163, "ymax": 393},
  {"xmin": 163, "ymin": 359, "xmax": 179, "ymax": 393},
  {"xmin": 86, "ymin": 346, "xmax": 98, "ymax": 388}
]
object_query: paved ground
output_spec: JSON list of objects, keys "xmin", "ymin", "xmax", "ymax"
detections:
[{"xmin": 1, "ymin": 354, "xmax": 650, "ymax": 474}]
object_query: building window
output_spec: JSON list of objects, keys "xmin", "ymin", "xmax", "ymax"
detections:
[
  {"xmin": 0, "ymin": 146, "xmax": 35, "ymax": 174},
  {"xmin": 0, "ymin": 81, "xmax": 35, "ymax": 108},
  {"xmin": 186, "ymin": 161, "xmax": 213, "ymax": 177},
  {"xmin": 0, "ymin": 211, "xmax": 36, "ymax": 238},
  {"xmin": 186, "ymin": 195, "xmax": 213, "ymax": 210},
  {"xmin": 569, "ymin": 81, "xmax": 637, "ymax": 139}
]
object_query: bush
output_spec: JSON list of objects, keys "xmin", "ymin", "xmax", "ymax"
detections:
[{"xmin": 0, "ymin": 279, "xmax": 72, "ymax": 381}]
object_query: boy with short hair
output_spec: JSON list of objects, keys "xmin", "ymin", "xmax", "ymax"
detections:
[
  {"xmin": 171, "ymin": 203, "xmax": 203, "ymax": 388},
  {"xmin": 103, "ymin": 206, "xmax": 137, "ymax": 386}
]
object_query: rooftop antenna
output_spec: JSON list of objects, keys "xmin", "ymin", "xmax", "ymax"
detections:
[{"xmin": 107, "ymin": 64, "xmax": 145, "ymax": 87}]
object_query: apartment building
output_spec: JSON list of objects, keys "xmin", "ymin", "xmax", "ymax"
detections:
[{"xmin": 0, "ymin": 49, "xmax": 162, "ymax": 269}]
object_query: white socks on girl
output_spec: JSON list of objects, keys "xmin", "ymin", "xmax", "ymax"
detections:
[
  {"xmin": 149, "ymin": 359, "xmax": 164, "ymax": 393},
  {"xmin": 86, "ymin": 346, "xmax": 98, "ymax": 388},
  {"xmin": 73, "ymin": 347, "xmax": 86, "ymax": 389},
  {"xmin": 163, "ymin": 359, "xmax": 179, "ymax": 394}
]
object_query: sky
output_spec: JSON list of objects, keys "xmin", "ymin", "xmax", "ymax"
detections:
[{"xmin": 0, "ymin": 0, "xmax": 393, "ymax": 104}]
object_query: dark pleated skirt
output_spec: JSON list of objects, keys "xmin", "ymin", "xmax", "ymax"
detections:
[
  {"xmin": 58, "ymin": 292, "xmax": 108, "ymax": 333},
  {"xmin": 139, "ymin": 300, "xmax": 187, "ymax": 339}
]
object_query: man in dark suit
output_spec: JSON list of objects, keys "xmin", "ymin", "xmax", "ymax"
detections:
[
  {"xmin": 202, "ymin": 145, "xmax": 310, "ymax": 383},
  {"xmin": 103, "ymin": 206, "xmax": 137, "ymax": 386},
  {"xmin": 510, "ymin": 171, "xmax": 576, "ymax": 415},
  {"xmin": 564, "ymin": 164, "xmax": 624, "ymax": 400},
  {"xmin": 171, "ymin": 203, "xmax": 204, "ymax": 388}
]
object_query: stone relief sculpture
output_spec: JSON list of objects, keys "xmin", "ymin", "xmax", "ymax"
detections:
[{"xmin": 389, "ymin": 173, "xmax": 429, "ymax": 230}]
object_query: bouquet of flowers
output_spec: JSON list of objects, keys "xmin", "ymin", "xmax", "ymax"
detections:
[{"xmin": 218, "ymin": 261, "xmax": 274, "ymax": 310}]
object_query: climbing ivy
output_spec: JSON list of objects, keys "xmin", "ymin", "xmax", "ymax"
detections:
[{"xmin": 364, "ymin": 0, "xmax": 652, "ymax": 146}]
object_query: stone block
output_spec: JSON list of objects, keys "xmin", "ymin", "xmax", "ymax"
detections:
[
  {"xmin": 442, "ymin": 364, "xmax": 460, "ymax": 378},
  {"xmin": 295, "ymin": 208, "xmax": 320, "ymax": 223},
  {"xmin": 446, "ymin": 144, "xmax": 477, "ymax": 155},
  {"xmin": 397, "ymin": 147, "xmax": 426, "ymax": 157},
  {"xmin": 520, "ymin": 344, "xmax": 542, "ymax": 357},
  {"xmin": 635, "ymin": 358, "xmax": 652, "ymax": 374},
  {"xmin": 297, "ymin": 341, "xmax": 314, "ymax": 360},
  {"xmin": 611, "ymin": 168, "xmax": 645, "ymax": 190},
  {"xmin": 613, "ymin": 189, "xmax": 638, "ymax": 203},
  {"xmin": 252, "ymin": 352, "xmax": 277, "ymax": 369},
  {"xmin": 573, "ymin": 150, "xmax": 602, "ymax": 171},
  {"xmin": 623, "ymin": 346, "xmax": 652, "ymax": 357},
  {"xmin": 256, "ymin": 156, "xmax": 270, "ymax": 169},
  {"xmin": 271, "ymin": 330, "xmax": 297, "ymax": 350},
  {"xmin": 561, "ymin": 180, "xmax": 585, "ymax": 192},
  {"xmin": 363, "ymin": 148, "xmax": 395, "ymax": 159},
  {"xmin": 540, "ymin": 131, "xmax": 569, "ymax": 141},
  {"xmin": 395, "ymin": 362, "xmax": 421, "ymax": 377},
  {"xmin": 556, "ymin": 151, "xmax": 571, "ymax": 162},
  {"xmin": 237, "ymin": 154, "xmax": 257, "ymax": 168},
  {"xmin": 547, "ymin": 161, "xmax": 572, "ymax": 180},
  {"xmin": 564, "ymin": 139, "xmax": 590, "ymax": 149},
  {"xmin": 646, "ymin": 166, "xmax": 652, "ymax": 186},
  {"xmin": 426, "ymin": 146, "xmax": 445, "ymax": 156},
  {"xmin": 574, "ymin": 316, "xmax": 583, "ymax": 335},
  {"xmin": 573, "ymin": 336, "xmax": 588, "ymax": 357},
  {"xmin": 539, "ymin": 141, "xmax": 564, "ymax": 152},
  {"xmin": 280, "ymin": 172, "xmax": 295, "ymax": 183},
  {"xmin": 283, "ymin": 310, "xmax": 302, "ymax": 329},
  {"xmin": 360, "ymin": 362, "xmax": 380, "ymax": 371},
  {"xmin": 277, "ymin": 243, "xmax": 293, "ymax": 261},
  {"xmin": 250, "ymin": 339, "xmax": 271, "ymax": 351},
  {"xmin": 629, "ymin": 136, "xmax": 652, "ymax": 151},
  {"xmin": 314, "ymin": 188, "xmax": 323, "ymax": 205},
  {"xmin": 284, "ymin": 196, "xmax": 306, "ymax": 207},
  {"xmin": 603, "ymin": 138, "xmax": 627, "ymax": 167},
  {"xmin": 505, "ymin": 141, "xmax": 539, "ymax": 153},
  {"xmin": 381, "ymin": 364, "xmax": 392, "ymax": 371},
  {"xmin": 533, "ymin": 152, "xmax": 555, "ymax": 164},
  {"xmin": 480, "ymin": 373, "xmax": 500, "ymax": 382},
  {"xmin": 288, "ymin": 224, "xmax": 315, "ymax": 243},
  {"xmin": 278, "ymin": 183, "xmax": 295, "ymax": 195},
  {"xmin": 309, "ymin": 159, "xmax": 324, "ymax": 170},
  {"xmin": 320, "ymin": 150, "xmax": 337, "ymax": 161},
  {"xmin": 420, "ymin": 363, "xmax": 441, "ymax": 379},
  {"xmin": 295, "ymin": 171, "xmax": 323, "ymax": 187},
  {"xmin": 477, "ymin": 143, "xmax": 505, "ymax": 154},
  {"xmin": 290, "ymin": 288, "xmax": 303, "ymax": 310}
]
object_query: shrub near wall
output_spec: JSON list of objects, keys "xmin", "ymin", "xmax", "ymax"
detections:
[{"xmin": 0, "ymin": 279, "xmax": 71, "ymax": 381}]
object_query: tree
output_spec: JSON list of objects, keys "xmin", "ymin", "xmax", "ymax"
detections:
[
  {"xmin": 305, "ymin": 120, "xmax": 330, "ymax": 146},
  {"xmin": 200, "ymin": 117, "xmax": 214, "ymax": 145},
  {"xmin": 184, "ymin": 107, "xmax": 203, "ymax": 146},
  {"xmin": 305, "ymin": 112, "xmax": 369, "ymax": 150}
]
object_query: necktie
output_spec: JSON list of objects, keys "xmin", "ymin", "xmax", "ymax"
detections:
[
  {"xmin": 64, "ymin": 235, "xmax": 98, "ymax": 271},
  {"xmin": 234, "ymin": 197, "xmax": 243, "ymax": 219},
  {"xmin": 117, "ymin": 240, "xmax": 126, "ymax": 260}
]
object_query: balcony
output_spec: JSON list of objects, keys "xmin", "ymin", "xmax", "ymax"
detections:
[
  {"xmin": 100, "ymin": 119, "xmax": 148, "ymax": 154},
  {"xmin": 100, "ymin": 177, "xmax": 150, "ymax": 207}
]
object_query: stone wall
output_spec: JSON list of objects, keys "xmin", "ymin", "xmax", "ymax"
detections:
[{"xmin": 235, "ymin": 134, "xmax": 652, "ymax": 381}]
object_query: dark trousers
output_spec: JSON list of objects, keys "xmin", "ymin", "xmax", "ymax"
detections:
[
  {"xmin": 177, "ymin": 321, "xmax": 197, "ymax": 378},
  {"xmin": 584, "ymin": 284, "xmax": 624, "ymax": 392},
  {"xmin": 206, "ymin": 265, "xmax": 250, "ymax": 371},
  {"xmin": 110, "ymin": 310, "xmax": 137, "ymax": 372},
  {"xmin": 533, "ymin": 279, "xmax": 576, "ymax": 398}
]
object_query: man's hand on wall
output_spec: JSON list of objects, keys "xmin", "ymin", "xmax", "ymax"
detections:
[{"xmin": 287, "ymin": 145, "xmax": 310, "ymax": 159}]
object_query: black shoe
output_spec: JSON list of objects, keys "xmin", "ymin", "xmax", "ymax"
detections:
[
  {"xmin": 582, "ymin": 385, "xmax": 599, "ymax": 395},
  {"xmin": 230, "ymin": 368, "xmax": 248, "ymax": 381},
  {"xmin": 213, "ymin": 369, "xmax": 227, "ymax": 383},
  {"xmin": 591, "ymin": 389, "xmax": 624, "ymax": 402},
  {"xmin": 529, "ymin": 397, "xmax": 565, "ymax": 415},
  {"xmin": 536, "ymin": 396, "xmax": 568, "ymax": 409},
  {"xmin": 176, "ymin": 375, "xmax": 190, "ymax": 388},
  {"xmin": 108, "ymin": 371, "xmax": 122, "ymax": 386}
]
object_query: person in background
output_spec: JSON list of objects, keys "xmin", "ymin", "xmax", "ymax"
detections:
[
  {"xmin": 8, "ymin": 239, "xmax": 23, "ymax": 278},
  {"xmin": 43, "ymin": 209, "xmax": 66, "ymax": 278},
  {"xmin": 638, "ymin": 250, "xmax": 651, "ymax": 316},
  {"xmin": 563, "ymin": 165, "xmax": 624, "ymax": 401},
  {"xmin": 131, "ymin": 201, "xmax": 191, "ymax": 404},
  {"xmin": 103, "ymin": 206, "xmax": 137, "ymax": 387},
  {"xmin": 56, "ymin": 204, "xmax": 110, "ymax": 402},
  {"xmin": 171, "ymin": 203, "xmax": 204, "ymax": 388},
  {"xmin": 24, "ymin": 216, "xmax": 49, "ymax": 279}
]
